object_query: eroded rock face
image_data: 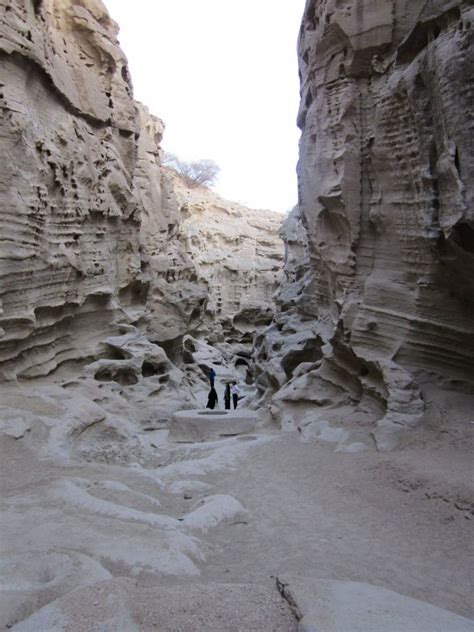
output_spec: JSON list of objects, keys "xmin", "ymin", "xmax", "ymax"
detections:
[
  {"xmin": 149, "ymin": 170, "xmax": 284, "ymax": 347},
  {"xmin": 0, "ymin": 1, "xmax": 283, "ymax": 381},
  {"xmin": 255, "ymin": 0, "xmax": 474, "ymax": 448},
  {"xmin": 0, "ymin": 0, "xmax": 149, "ymax": 380}
]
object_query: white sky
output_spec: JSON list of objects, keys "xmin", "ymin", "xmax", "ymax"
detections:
[{"xmin": 103, "ymin": 0, "xmax": 305, "ymax": 212}]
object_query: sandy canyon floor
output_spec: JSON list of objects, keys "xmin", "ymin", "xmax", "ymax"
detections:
[{"xmin": 0, "ymin": 379, "xmax": 473, "ymax": 631}]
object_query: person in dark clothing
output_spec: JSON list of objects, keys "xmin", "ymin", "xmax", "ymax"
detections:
[
  {"xmin": 231, "ymin": 382, "xmax": 240, "ymax": 410},
  {"xmin": 224, "ymin": 383, "xmax": 231, "ymax": 410},
  {"xmin": 206, "ymin": 387, "xmax": 218, "ymax": 410},
  {"xmin": 208, "ymin": 367, "xmax": 216, "ymax": 387}
]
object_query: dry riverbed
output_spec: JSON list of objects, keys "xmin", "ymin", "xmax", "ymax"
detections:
[{"xmin": 0, "ymin": 382, "xmax": 472, "ymax": 630}]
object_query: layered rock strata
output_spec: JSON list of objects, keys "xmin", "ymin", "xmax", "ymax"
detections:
[
  {"xmin": 146, "ymin": 169, "xmax": 284, "ymax": 348},
  {"xmin": 0, "ymin": 0, "xmax": 283, "ymax": 382},
  {"xmin": 255, "ymin": 0, "xmax": 474, "ymax": 448},
  {"xmin": 0, "ymin": 0, "xmax": 152, "ymax": 380}
]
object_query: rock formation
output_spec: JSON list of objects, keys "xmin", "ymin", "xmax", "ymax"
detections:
[
  {"xmin": 1, "ymin": 3, "xmax": 473, "ymax": 629},
  {"xmin": 146, "ymin": 169, "xmax": 283, "ymax": 348},
  {"xmin": 0, "ymin": 0, "xmax": 150, "ymax": 380},
  {"xmin": 0, "ymin": 8, "xmax": 287, "ymax": 622},
  {"xmin": 0, "ymin": 0, "xmax": 283, "ymax": 383},
  {"xmin": 254, "ymin": 0, "xmax": 474, "ymax": 448}
]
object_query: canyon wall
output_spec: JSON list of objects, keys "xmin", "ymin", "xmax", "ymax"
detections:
[
  {"xmin": 150, "ymin": 169, "xmax": 283, "ymax": 349},
  {"xmin": 0, "ymin": 0, "xmax": 283, "ymax": 381},
  {"xmin": 255, "ymin": 0, "xmax": 474, "ymax": 448},
  {"xmin": 0, "ymin": 0, "xmax": 154, "ymax": 380}
]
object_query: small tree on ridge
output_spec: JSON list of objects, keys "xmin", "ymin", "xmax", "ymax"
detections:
[{"xmin": 163, "ymin": 153, "xmax": 220, "ymax": 189}]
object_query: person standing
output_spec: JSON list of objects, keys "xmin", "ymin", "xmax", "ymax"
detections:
[
  {"xmin": 231, "ymin": 382, "xmax": 240, "ymax": 410},
  {"xmin": 206, "ymin": 387, "xmax": 218, "ymax": 410},
  {"xmin": 224, "ymin": 383, "xmax": 231, "ymax": 410},
  {"xmin": 208, "ymin": 367, "xmax": 216, "ymax": 388}
]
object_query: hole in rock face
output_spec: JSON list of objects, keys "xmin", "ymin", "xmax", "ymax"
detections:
[
  {"xmin": 118, "ymin": 280, "xmax": 149, "ymax": 307},
  {"xmin": 85, "ymin": 293, "xmax": 112, "ymax": 310},
  {"xmin": 451, "ymin": 223, "xmax": 474, "ymax": 254},
  {"xmin": 184, "ymin": 338, "xmax": 197, "ymax": 354},
  {"xmin": 281, "ymin": 337, "xmax": 323, "ymax": 379},
  {"xmin": 103, "ymin": 346, "xmax": 127, "ymax": 361},
  {"xmin": 141, "ymin": 361, "xmax": 168, "ymax": 378},
  {"xmin": 94, "ymin": 367, "xmax": 138, "ymax": 386},
  {"xmin": 183, "ymin": 350, "xmax": 194, "ymax": 364},
  {"xmin": 159, "ymin": 336, "xmax": 183, "ymax": 364},
  {"xmin": 234, "ymin": 357, "xmax": 253, "ymax": 385},
  {"xmin": 142, "ymin": 361, "xmax": 157, "ymax": 378},
  {"xmin": 33, "ymin": 304, "xmax": 73, "ymax": 325}
]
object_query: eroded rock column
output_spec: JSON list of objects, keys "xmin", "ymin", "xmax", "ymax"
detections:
[{"xmin": 255, "ymin": 0, "xmax": 474, "ymax": 448}]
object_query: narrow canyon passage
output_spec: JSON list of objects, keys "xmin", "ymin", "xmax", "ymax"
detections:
[{"xmin": 1, "ymin": 0, "xmax": 473, "ymax": 630}]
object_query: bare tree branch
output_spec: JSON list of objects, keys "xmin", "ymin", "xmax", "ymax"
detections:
[{"xmin": 163, "ymin": 153, "xmax": 220, "ymax": 189}]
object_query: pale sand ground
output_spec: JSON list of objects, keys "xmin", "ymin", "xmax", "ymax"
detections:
[
  {"xmin": 0, "ymin": 383, "xmax": 472, "ymax": 629},
  {"xmin": 200, "ymin": 431, "xmax": 473, "ymax": 616}
]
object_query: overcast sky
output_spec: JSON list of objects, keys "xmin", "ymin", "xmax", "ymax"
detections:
[{"xmin": 104, "ymin": 0, "xmax": 305, "ymax": 213}]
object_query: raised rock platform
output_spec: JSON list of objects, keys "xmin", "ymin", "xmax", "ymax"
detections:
[{"xmin": 170, "ymin": 409, "xmax": 258, "ymax": 442}]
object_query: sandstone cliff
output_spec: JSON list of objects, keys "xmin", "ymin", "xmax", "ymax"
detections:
[
  {"xmin": 0, "ymin": 0, "xmax": 152, "ymax": 380},
  {"xmin": 255, "ymin": 0, "xmax": 474, "ymax": 448},
  {"xmin": 146, "ymin": 169, "xmax": 283, "ymax": 349},
  {"xmin": 0, "ymin": 0, "xmax": 283, "ymax": 381},
  {"xmin": 1, "ymin": 4, "xmax": 473, "ymax": 628}
]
